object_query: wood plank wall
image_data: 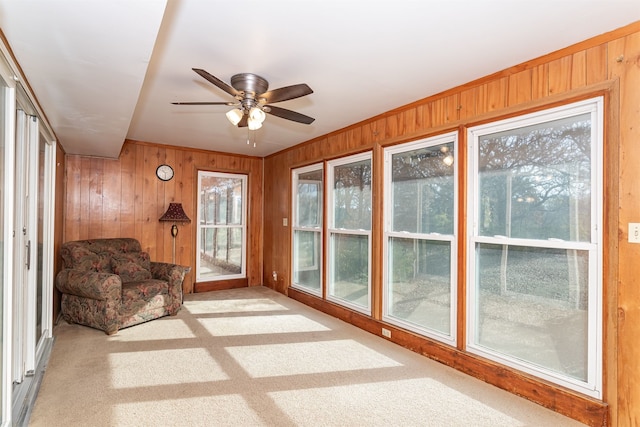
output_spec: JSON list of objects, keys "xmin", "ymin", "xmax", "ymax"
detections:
[
  {"xmin": 62, "ymin": 139, "xmax": 264, "ymax": 293},
  {"xmin": 262, "ymin": 22, "xmax": 640, "ymax": 426},
  {"xmin": 53, "ymin": 142, "xmax": 66, "ymax": 324}
]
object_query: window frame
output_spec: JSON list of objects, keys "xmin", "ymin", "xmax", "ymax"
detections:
[
  {"xmin": 382, "ymin": 131, "xmax": 458, "ymax": 346},
  {"xmin": 326, "ymin": 152, "xmax": 373, "ymax": 315},
  {"xmin": 195, "ymin": 170, "xmax": 248, "ymax": 282},
  {"xmin": 291, "ymin": 163, "xmax": 324, "ymax": 296},
  {"xmin": 466, "ymin": 97, "xmax": 604, "ymax": 398}
]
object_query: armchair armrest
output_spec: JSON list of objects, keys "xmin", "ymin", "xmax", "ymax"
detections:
[
  {"xmin": 150, "ymin": 262, "xmax": 187, "ymax": 312},
  {"xmin": 56, "ymin": 269, "xmax": 122, "ymax": 301}
]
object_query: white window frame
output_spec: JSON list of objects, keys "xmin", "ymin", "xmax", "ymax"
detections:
[
  {"xmin": 196, "ymin": 171, "xmax": 248, "ymax": 282},
  {"xmin": 383, "ymin": 131, "xmax": 458, "ymax": 346},
  {"xmin": 326, "ymin": 152, "xmax": 372, "ymax": 315},
  {"xmin": 466, "ymin": 97, "xmax": 604, "ymax": 398},
  {"xmin": 291, "ymin": 163, "xmax": 323, "ymax": 296}
]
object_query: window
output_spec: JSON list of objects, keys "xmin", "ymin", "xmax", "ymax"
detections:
[
  {"xmin": 467, "ymin": 98, "xmax": 603, "ymax": 397},
  {"xmin": 196, "ymin": 171, "xmax": 247, "ymax": 281},
  {"xmin": 327, "ymin": 153, "xmax": 372, "ymax": 314},
  {"xmin": 383, "ymin": 132, "xmax": 458, "ymax": 344},
  {"xmin": 292, "ymin": 164, "xmax": 323, "ymax": 295}
]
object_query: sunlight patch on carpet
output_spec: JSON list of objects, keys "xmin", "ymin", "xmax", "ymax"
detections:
[
  {"xmin": 184, "ymin": 297, "xmax": 290, "ymax": 314},
  {"xmin": 113, "ymin": 395, "xmax": 264, "ymax": 426},
  {"xmin": 109, "ymin": 348, "xmax": 228, "ymax": 388},
  {"xmin": 226, "ymin": 339, "xmax": 402, "ymax": 378},
  {"xmin": 198, "ymin": 314, "xmax": 330, "ymax": 336},
  {"xmin": 108, "ymin": 318, "xmax": 196, "ymax": 341},
  {"xmin": 268, "ymin": 378, "xmax": 524, "ymax": 426}
]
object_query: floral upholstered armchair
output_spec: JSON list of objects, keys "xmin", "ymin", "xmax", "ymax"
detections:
[{"xmin": 56, "ymin": 238, "xmax": 188, "ymax": 335}]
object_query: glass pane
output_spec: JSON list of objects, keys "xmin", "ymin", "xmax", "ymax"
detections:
[
  {"xmin": 293, "ymin": 230, "xmax": 321, "ymax": 291},
  {"xmin": 333, "ymin": 159, "xmax": 371, "ymax": 230},
  {"xmin": 199, "ymin": 227, "xmax": 243, "ymax": 278},
  {"xmin": 0, "ymin": 80, "xmax": 6, "ymax": 408},
  {"xmin": 391, "ymin": 143, "xmax": 454, "ymax": 234},
  {"xmin": 36, "ymin": 135, "xmax": 45, "ymax": 343},
  {"xmin": 387, "ymin": 237, "xmax": 451, "ymax": 335},
  {"xmin": 329, "ymin": 233, "xmax": 369, "ymax": 310},
  {"xmin": 478, "ymin": 114, "xmax": 591, "ymax": 241},
  {"xmin": 475, "ymin": 243, "xmax": 588, "ymax": 381},
  {"xmin": 197, "ymin": 172, "xmax": 246, "ymax": 281},
  {"xmin": 296, "ymin": 181, "xmax": 322, "ymax": 227},
  {"xmin": 200, "ymin": 176, "xmax": 243, "ymax": 226}
]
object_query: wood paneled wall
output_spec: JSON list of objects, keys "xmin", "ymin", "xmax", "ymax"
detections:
[
  {"xmin": 263, "ymin": 22, "xmax": 640, "ymax": 426},
  {"xmin": 53, "ymin": 142, "xmax": 66, "ymax": 324},
  {"xmin": 63, "ymin": 139, "xmax": 264, "ymax": 293}
]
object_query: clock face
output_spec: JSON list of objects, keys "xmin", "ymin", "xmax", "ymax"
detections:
[{"xmin": 156, "ymin": 164, "xmax": 174, "ymax": 181}]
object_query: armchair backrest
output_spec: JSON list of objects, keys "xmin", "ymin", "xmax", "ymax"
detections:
[{"xmin": 60, "ymin": 238, "xmax": 143, "ymax": 273}]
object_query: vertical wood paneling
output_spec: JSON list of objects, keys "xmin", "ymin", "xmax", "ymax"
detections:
[
  {"xmin": 531, "ymin": 64, "xmax": 549, "ymax": 100},
  {"xmin": 571, "ymin": 50, "xmax": 587, "ymax": 88},
  {"xmin": 79, "ymin": 157, "xmax": 91, "ymax": 239},
  {"xmin": 64, "ymin": 156, "xmax": 81, "ymax": 242},
  {"xmin": 64, "ymin": 140, "xmax": 263, "ymax": 295},
  {"xmin": 102, "ymin": 159, "xmax": 121, "ymax": 238},
  {"xmin": 508, "ymin": 69, "xmax": 532, "ymax": 106},
  {"xmin": 53, "ymin": 144, "xmax": 66, "ymax": 324},
  {"xmin": 548, "ymin": 56, "xmax": 573, "ymax": 95},
  {"xmin": 586, "ymin": 45, "xmax": 607, "ymax": 85},
  {"xmin": 608, "ymin": 31, "xmax": 640, "ymax": 427},
  {"xmin": 458, "ymin": 88, "xmax": 476, "ymax": 120},
  {"xmin": 119, "ymin": 144, "xmax": 136, "ymax": 238}
]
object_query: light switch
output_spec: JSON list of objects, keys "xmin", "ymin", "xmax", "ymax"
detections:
[
  {"xmin": 629, "ymin": 223, "xmax": 640, "ymax": 243},
  {"xmin": 282, "ymin": 218, "xmax": 288, "ymax": 226}
]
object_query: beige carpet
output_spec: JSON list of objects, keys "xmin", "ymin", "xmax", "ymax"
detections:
[{"xmin": 29, "ymin": 286, "xmax": 584, "ymax": 426}]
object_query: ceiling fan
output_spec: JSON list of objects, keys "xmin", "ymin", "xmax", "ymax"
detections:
[{"xmin": 172, "ymin": 68, "xmax": 315, "ymax": 130}]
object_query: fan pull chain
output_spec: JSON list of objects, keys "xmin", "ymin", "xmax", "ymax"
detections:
[{"xmin": 246, "ymin": 128, "xmax": 257, "ymax": 147}]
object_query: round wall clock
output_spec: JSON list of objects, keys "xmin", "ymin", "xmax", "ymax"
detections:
[{"xmin": 156, "ymin": 164, "xmax": 174, "ymax": 181}]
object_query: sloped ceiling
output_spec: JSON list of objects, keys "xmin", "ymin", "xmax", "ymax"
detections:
[{"xmin": 1, "ymin": 0, "xmax": 639, "ymax": 158}]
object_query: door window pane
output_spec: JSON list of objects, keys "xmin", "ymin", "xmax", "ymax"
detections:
[{"xmin": 197, "ymin": 172, "xmax": 247, "ymax": 281}]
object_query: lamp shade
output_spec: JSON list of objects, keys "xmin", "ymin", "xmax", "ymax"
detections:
[{"xmin": 159, "ymin": 203, "xmax": 191, "ymax": 223}]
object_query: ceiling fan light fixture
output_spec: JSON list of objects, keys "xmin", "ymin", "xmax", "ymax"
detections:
[
  {"xmin": 248, "ymin": 117, "xmax": 263, "ymax": 130},
  {"xmin": 249, "ymin": 107, "xmax": 266, "ymax": 124},
  {"xmin": 226, "ymin": 108, "xmax": 243, "ymax": 126}
]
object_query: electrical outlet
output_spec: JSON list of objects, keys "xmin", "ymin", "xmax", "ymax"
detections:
[
  {"xmin": 382, "ymin": 328, "xmax": 391, "ymax": 338},
  {"xmin": 282, "ymin": 218, "xmax": 288, "ymax": 226},
  {"xmin": 629, "ymin": 223, "xmax": 640, "ymax": 243},
  {"xmin": 272, "ymin": 271, "xmax": 278, "ymax": 282}
]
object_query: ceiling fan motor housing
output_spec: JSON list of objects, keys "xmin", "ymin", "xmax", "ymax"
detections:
[{"xmin": 231, "ymin": 73, "xmax": 269, "ymax": 97}]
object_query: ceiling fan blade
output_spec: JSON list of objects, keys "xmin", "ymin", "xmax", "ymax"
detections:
[
  {"xmin": 266, "ymin": 105, "xmax": 315, "ymax": 124},
  {"xmin": 171, "ymin": 101, "xmax": 236, "ymax": 105},
  {"xmin": 237, "ymin": 114, "xmax": 249, "ymax": 128},
  {"xmin": 192, "ymin": 68, "xmax": 240, "ymax": 98},
  {"xmin": 260, "ymin": 84, "xmax": 313, "ymax": 103}
]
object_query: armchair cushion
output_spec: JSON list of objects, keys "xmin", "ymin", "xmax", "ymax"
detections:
[{"xmin": 111, "ymin": 252, "xmax": 152, "ymax": 282}]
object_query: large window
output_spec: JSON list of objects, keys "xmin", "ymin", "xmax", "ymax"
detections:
[
  {"xmin": 467, "ymin": 98, "xmax": 603, "ymax": 397},
  {"xmin": 292, "ymin": 164, "xmax": 323, "ymax": 295},
  {"xmin": 196, "ymin": 171, "xmax": 247, "ymax": 282},
  {"xmin": 383, "ymin": 132, "xmax": 457, "ymax": 345},
  {"xmin": 327, "ymin": 153, "xmax": 372, "ymax": 314}
]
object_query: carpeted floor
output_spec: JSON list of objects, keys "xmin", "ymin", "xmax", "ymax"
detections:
[{"xmin": 28, "ymin": 286, "xmax": 584, "ymax": 426}]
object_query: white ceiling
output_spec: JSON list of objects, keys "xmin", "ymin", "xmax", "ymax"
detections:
[{"xmin": 1, "ymin": 1, "xmax": 639, "ymax": 159}]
